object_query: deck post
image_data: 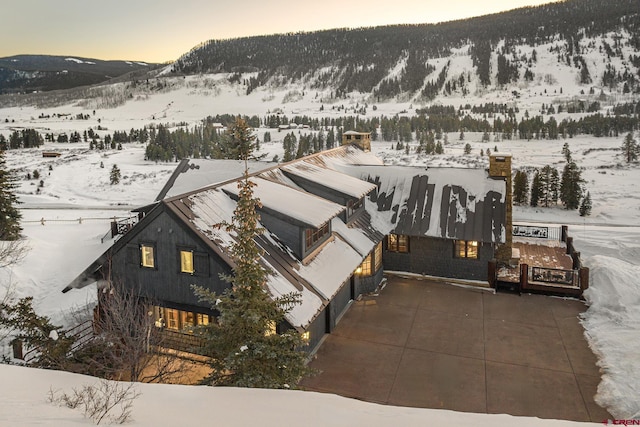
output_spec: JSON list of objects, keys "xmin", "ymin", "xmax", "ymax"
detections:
[
  {"xmin": 579, "ymin": 267, "xmax": 590, "ymax": 292},
  {"xmin": 519, "ymin": 263, "xmax": 528, "ymax": 293}
]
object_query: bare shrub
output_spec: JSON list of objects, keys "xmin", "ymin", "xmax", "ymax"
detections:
[{"xmin": 48, "ymin": 380, "xmax": 139, "ymax": 425}]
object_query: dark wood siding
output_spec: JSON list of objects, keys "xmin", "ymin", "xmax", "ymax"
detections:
[
  {"xmin": 327, "ymin": 279, "xmax": 352, "ymax": 332},
  {"xmin": 258, "ymin": 211, "xmax": 304, "ymax": 258},
  {"xmin": 111, "ymin": 209, "xmax": 231, "ymax": 310},
  {"xmin": 355, "ymin": 267, "xmax": 384, "ymax": 295},
  {"xmin": 384, "ymin": 236, "xmax": 494, "ymax": 281},
  {"xmin": 305, "ymin": 307, "xmax": 328, "ymax": 354}
]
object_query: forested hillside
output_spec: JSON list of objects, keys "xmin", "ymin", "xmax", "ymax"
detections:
[
  {"xmin": 0, "ymin": 55, "xmax": 158, "ymax": 94},
  {"xmin": 172, "ymin": 0, "xmax": 640, "ymax": 98}
]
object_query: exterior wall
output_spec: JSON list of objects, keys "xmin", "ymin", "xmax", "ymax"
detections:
[
  {"xmin": 305, "ymin": 306, "xmax": 328, "ymax": 354},
  {"xmin": 355, "ymin": 267, "xmax": 384, "ymax": 295},
  {"xmin": 384, "ymin": 236, "xmax": 494, "ymax": 282},
  {"xmin": 258, "ymin": 211, "xmax": 304, "ymax": 258},
  {"xmin": 327, "ymin": 279, "xmax": 352, "ymax": 332},
  {"xmin": 111, "ymin": 209, "xmax": 231, "ymax": 311}
]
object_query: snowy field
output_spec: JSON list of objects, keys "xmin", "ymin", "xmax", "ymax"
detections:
[{"xmin": 1, "ymin": 75, "xmax": 639, "ymax": 422}]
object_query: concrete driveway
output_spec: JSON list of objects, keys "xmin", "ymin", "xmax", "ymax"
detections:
[{"xmin": 300, "ymin": 275, "xmax": 610, "ymax": 422}]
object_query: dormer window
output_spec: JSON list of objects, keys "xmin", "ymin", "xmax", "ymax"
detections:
[
  {"xmin": 305, "ymin": 223, "xmax": 330, "ymax": 250},
  {"xmin": 346, "ymin": 197, "xmax": 364, "ymax": 219}
]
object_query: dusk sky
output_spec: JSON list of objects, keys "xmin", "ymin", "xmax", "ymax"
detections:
[{"xmin": 3, "ymin": 0, "xmax": 562, "ymax": 63}]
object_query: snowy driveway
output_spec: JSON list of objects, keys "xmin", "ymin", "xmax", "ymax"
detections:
[{"xmin": 301, "ymin": 275, "xmax": 610, "ymax": 423}]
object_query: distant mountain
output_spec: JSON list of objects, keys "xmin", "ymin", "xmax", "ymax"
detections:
[
  {"xmin": 0, "ymin": 55, "xmax": 159, "ymax": 94},
  {"xmin": 170, "ymin": 0, "xmax": 640, "ymax": 98}
]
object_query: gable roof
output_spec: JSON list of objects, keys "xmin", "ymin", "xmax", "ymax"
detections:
[
  {"xmin": 155, "ymin": 158, "xmax": 269, "ymax": 201},
  {"xmin": 221, "ymin": 177, "xmax": 345, "ymax": 229},
  {"xmin": 281, "ymin": 161, "xmax": 377, "ymax": 200}
]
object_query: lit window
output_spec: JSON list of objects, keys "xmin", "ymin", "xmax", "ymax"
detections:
[
  {"xmin": 181, "ymin": 311, "xmax": 195, "ymax": 328},
  {"xmin": 358, "ymin": 253, "xmax": 372, "ymax": 276},
  {"xmin": 265, "ymin": 321, "xmax": 276, "ymax": 336},
  {"xmin": 455, "ymin": 240, "xmax": 479, "ymax": 259},
  {"xmin": 166, "ymin": 308, "xmax": 179, "ymax": 330},
  {"xmin": 141, "ymin": 244, "xmax": 155, "ymax": 268},
  {"xmin": 197, "ymin": 313, "xmax": 210, "ymax": 326},
  {"xmin": 388, "ymin": 234, "xmax": 409, "ymax": 253},
  {"xmin": 374, "ymin": 241, "xmax": 382, "ymax": 271},
  {"xmin": 180, "ymin": 250, "xmax": 194, "ymax": 274},
  {"xmin": 301, "ymin": 331, "xmax": 310, "ymax": 342},
  {"xmin": 154, "ymin": 306, "xmax": 212, "ymax": 330}
]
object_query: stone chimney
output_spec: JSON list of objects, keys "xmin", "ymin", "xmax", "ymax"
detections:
[
  {"xmin": 342, "ymin": 131, "xmax": 371, "ymax": 152},
  {"xmin": 489, "ymin": 153, "xmax": 513, "ymax": 264}
]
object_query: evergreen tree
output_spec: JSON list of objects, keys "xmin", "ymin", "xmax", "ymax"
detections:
[
  {"xmin": 110, "ymin": 164, "xmax": 121, "ymax": 185},
  {"xmin": 562, "ymin": 142, "xmax": 572, "ymax": 162},
  {"xmin": 464, "ymin": 143, "xmax": 471, "ymax": 155},
  {"xmin": 621, "ymin": 132, "xmax": 638, "ymax": 163},
  {"xmin": 0, "ymin": 149, "xmax": 22, "ymax": 240},
  {"xmin": 560, "ymin": 161, "xmax": 583, "ymax": 210},
  {"xmin": 579, "ymin": 191, "xmax": 592, "ymax": 216},
  {"xmin": 223, "ymin": 117, "xmax": 256, "ymax": 160},
  {"xmin": 193, "ymin": 119, "xmax": 310, "ymax": 388},
  {"xmin": 530, "ymin": 171, "xmax": 541, "ymax": 207},
  {"xmin": 0, "ymin": 296, "xmax": 72, "ymax": 369},
  {"xmin": 513, "ymin": 170, "xmax": 529, "ymax": 205},
  {"xmin": 539, "ymin": 165, "xmax": 558, "ymax": 207}
]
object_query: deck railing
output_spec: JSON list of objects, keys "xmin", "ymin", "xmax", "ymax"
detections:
[{"xmin": 513, "ymin": 224, "xmax": 563, "ymax": 241}]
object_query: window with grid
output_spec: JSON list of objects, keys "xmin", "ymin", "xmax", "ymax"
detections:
[
  {"xmin": 140, "ymin": 244, "xmax": 155, "ymax": 268},
  {"xmin": 387, "ymin": 234, "xmax": 409, "ymax": 253},
  {"xmin": 454, "ymin": 240, "xmax": 479, "ymax": 259},
  {"xmin": 305, "ymin": 223, "xmax": 330, "ymax": 249},
  {"xmin": 154, "ymin": 306, "xmax": 212, "ymax": 331},
  {"xmin": 347, "ymin": 197, "xmax": 364, "ymax": 218}
]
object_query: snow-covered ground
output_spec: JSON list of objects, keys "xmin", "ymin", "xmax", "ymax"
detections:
[
  {"xmin": 1, "ymin": 73, "xmax": 639, "ymax": 422},
  {"xmin": 1, "ymin": 363, "xmax": 595, "ymax": 427}
]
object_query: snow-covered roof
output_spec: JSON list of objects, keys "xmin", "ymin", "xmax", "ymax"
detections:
[
  {"xmin": 172, "ymin": 185, "xmax": 373, "ymax": 329},
  {"xmin": 281, "ymin": 161, "xmax": 377, "ymax": 199},
  {"xmin": 340, "ymin": 165, "xmax": 507, "ymax": 243},
  {"xmin": 156, "ymin": 158, "xmax": 270, "ymax": 201},
  {"xmin": 221, "ymin": 177, "xmax": 344, "ymax": 229}
]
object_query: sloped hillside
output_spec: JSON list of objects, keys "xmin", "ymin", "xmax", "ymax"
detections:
[{"xmin": 171, "ymin": 0, "xmax": 640, "ymax": 98}]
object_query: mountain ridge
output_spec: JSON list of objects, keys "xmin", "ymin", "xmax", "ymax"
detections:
[{"xmin": 0, "ymin": 54, "xmax": 159, "ymax": 94}]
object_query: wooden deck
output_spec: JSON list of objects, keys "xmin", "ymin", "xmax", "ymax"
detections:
[{"xmin": 498, "ymin": 238, "xmax": 574, "ymax": 283}]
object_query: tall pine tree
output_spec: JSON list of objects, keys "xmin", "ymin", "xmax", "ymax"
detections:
[
  {"xmin": 0, "ymin": 149, "xmax": 22, "ymax": 240},
  {"xmin": 513, "ymin": 170, "xmax": 529, "ymax": 205},
  {"xmin": 621, "ymin": 132, "xmax": 638, "ymax": 163},
  {"xmin": 530, "ymin": 170, "xmax": 541, "ymax": 207},
  {"xmin": 193, "ymin": 118, "xmax": 311, "ymax": 388},
  {"xmin": 560, "ymin": 161, "xmax": 583, "ymax": 210}
]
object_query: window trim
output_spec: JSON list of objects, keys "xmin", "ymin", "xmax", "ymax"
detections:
[{"xmin": 304, "ymin": 222, "xmax": 330, "ymax": 251}]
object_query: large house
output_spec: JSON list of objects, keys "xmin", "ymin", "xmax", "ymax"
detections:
[{"xmin": 65, "ymin": 134, "xmax": 510, "ymax": 353}]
